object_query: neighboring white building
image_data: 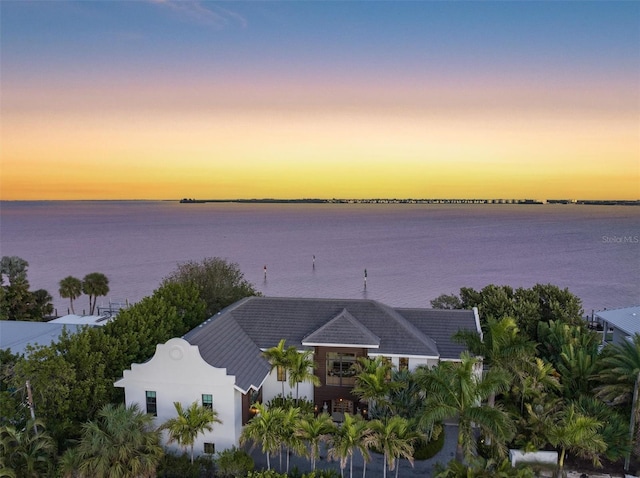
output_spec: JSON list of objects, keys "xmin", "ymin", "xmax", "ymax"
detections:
[
  {"xmin": 0, "ymin": 320, "xmax": 84, "ymax": 355},
  {"xmin": 49, "ymin": 314, "xmax": 113, "ymax": 326},
  {"xmin": 1, "ymin": 314, "xmax": 114, "ymax": 356},
  {"xmin": 115, "ymin": 297, "xmax": 481, "ymax": 457},
  {"xmin": 596, "ymin": 306, "xmax": 640, "ymax": 345}
]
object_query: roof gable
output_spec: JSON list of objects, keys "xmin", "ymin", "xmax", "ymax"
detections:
[{"xmin": 302, "ymin": 309, "xmax": 380, "ymax": 348}]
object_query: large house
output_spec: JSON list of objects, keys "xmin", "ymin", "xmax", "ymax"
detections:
[{"xmin": 115, "ymin": 297, "xmax": 481, "ymax": 456}]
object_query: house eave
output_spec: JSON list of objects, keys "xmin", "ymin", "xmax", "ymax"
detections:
[
  {"xmin": 367, "ymin": 352, "xmax": 440, "ymax": 360},
  {"xmin": 302, "ymin": 341, "xmax": 380, "ymax": 349}
]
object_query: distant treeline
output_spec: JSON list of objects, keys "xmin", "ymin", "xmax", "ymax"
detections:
[{"xmin": 180, "ymin": 198, "xmax": 640, "ymax": 206}]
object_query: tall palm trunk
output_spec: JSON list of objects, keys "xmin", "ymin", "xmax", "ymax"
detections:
[
  {"xmin": 485, "ymin": 391, "xmax": 496, "ymax": 446},
  {"xmin": 286, "ymin": 445, "xmax": 290, "ymax": 474},
  {"xmin": 456, "ymin": 434, "xmax": 465, "ymax": 462}
]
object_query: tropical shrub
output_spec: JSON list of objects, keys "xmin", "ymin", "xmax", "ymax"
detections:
[
  {"xmin": 157, "ymin": 452, "xmax": 205, "ymax": 478},
  {"xmin": 266, "ymin": 394, "xmax": 314, "ymax": 414},
  {"xmin": 434, "ymin": 458, "xmax": 535, "ymax": 478},
  {"xmin": 215, "ymin": 446, "xmax": 254, "ymax": 477},
  {"xmin": 414, "ymin": 428, "xmax": 445, "ymax": 460},
  {"xmin": 246, "ymin": 471, "xmax": 288, "ymax": 478}
]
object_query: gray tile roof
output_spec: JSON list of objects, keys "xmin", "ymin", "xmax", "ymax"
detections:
[
  {"xmin": 302, "ymin": 309, "xmax": 381, "ymax": 347},
  {"xmin": 396, "ymin": 307, "xmax": 479, "ymax": 359},
  {"xmin": 183, "ymin": 297, "xmax": 479, "ymax": 392},
  {"xmin": 184, "ymin": 301, "xmax": 271, "ymax": 393},
  {"xmin": 595, "ymin": 306, "xmax": 640, "ymax": 336}
]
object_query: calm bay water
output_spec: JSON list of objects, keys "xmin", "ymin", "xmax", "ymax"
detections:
[{"xmin": 0, "ymin": 201, "xmax": 638, "ymax": 316}]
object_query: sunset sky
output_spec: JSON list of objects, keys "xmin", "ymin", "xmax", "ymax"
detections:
[{"xmin": 1, "ymin": 1, "xmax": 638, "ymax": 200}]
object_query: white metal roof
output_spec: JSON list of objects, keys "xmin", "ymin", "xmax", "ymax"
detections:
[
  {"xmin": 595, "ymin": 306, "xmax": 640, "ymax": 336},
  {"xmin": 49, "ymin": 314, "xmax": 112, "ymax": 326},
  {"xmin": 0, "ymin": 321, "xmax": 83, "ymax": 356}
]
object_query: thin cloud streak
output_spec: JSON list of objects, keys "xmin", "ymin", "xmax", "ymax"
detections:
[{"xmin": 149, "ymin": 0, "xmax": 247, "ymax": 29}]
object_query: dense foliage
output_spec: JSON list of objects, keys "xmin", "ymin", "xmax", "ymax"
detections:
[
  {"xmin": 161, "ymin": 257, "xmax": 261, "ymax": 317},
  {"xmin": 433, "ymin": 283, "xmax": 640, "ymax": 474},
  {"xmin": 0, "ymin": 256, "xmax": 54, "ymax": 321},
  {"xmin": 1, "ymin": 257, "xmax": 258, "ymax": 476},
  {"xmin": 2, "ymin": 275, "xmax": 639, "ymax": 476}
]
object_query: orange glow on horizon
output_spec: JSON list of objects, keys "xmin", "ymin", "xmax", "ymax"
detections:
[{"xmin": 2, "ymin": 106, "xmax": 637, "ymax": 201}]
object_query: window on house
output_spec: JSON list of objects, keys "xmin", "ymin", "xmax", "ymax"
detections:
[
  {"xmin": 202, "ymin": 394, "xmax": 213, "ymax": 410},
  {"xmin": 382, "ymin": 356, "xmax": 392, "ymax": 381},
  {"xmin": 204, "ymin": 443, "xmax": 215, "ymax": 454},
  {"xmin": 277, "ymin": 365, "xmax": 286, "ymax": 382},
  {"xmin": 399, "ymin": 357, "xmax": 409, "ymax": 371},
  {"xmin": 145, "ymin": 391, "xmax": 157, "ymax": 416},
  {"xmin": 326, "ymin": 352, "xmax": 356, "ymax": 386}
]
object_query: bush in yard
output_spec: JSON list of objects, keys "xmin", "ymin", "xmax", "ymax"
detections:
[{"xmin": 215, "ymin": 446, "xmax": 254, "ymax": 477}]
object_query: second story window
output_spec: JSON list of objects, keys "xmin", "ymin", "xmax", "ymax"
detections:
[
  {"xmin": 399, "ymin": 357, "xmax": 409, "ymax": 371},
  {"xmin": 326, "ymin": 352, "xmax": 356, "ymax": 386}
]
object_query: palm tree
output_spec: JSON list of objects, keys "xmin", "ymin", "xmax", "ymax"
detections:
[
  {"xmin": 353, "ymin": 356, "xmax": 402, "ymax": 417},
  {"xmin": 593, "ymin": 334, "xmax": 640, "ymax": 459},
  {"xmin": 369, "ymin": 416, "xmax": 417, "ymax": 478},
  {"xmin": 81, "ymin": 272, "xmax": 109, "ymax": 315},
  {"xmin": 328, "ymin": 413, "xmax": 373, "ymax": 478},
  {"xmin": 516, "ymin": 357, "xmax": 560, "ymax": 414},
  {"xmin": 288, "ymin": 350, "xmax": 321, "ymax": 404},
  {"xmin": 0, "ymin": 419, "xmax": 55, "ymax": 478},
  {"xmin": 594, "ymin": 334, "xmax": 640, "ymax": 408},
  {"xmin": 159, "ymin": 401, "xmax": 221, "ymax": 464},
  {"xmin": 296, "ymin": 413, "xmax": 336, "ymax": 471},
  {"xmin": 546, "ymin": 402, "xmax": 606, "ymax": 474},
  {"xmin": 279, "ymin": 406, "xmax": 305, "ymax": 474},
  {"xmin": 455, "ymin": 316, "xmax": 538, "ymax": 409},
  {"xmin": 537, "ymin": 320, "xmax": 599, "ymax": 372},
  {"xmin": 72, "ymin": 403, "xmax": 163, "ymax": 478},
  {"xmin": 240, "ymin": 403, "xmax": 286, "ymax": 471},
  {"xmin": 263, "ymin": 339, "xmax": 296, "ymax": 397},
  {"xmin": 576, "ymin": 395, "xmax": 631, "ymax": 463},
  {"xmin": 59, "ymin": 276, "xmax": 82, "ymax": 314},
  {"xmin": 416, "ymin": 353, "xmax": 515, "ymax": 462},
  {"xmin": 556, "ymin": 343, "xmax": 598, "ymax": 399}
]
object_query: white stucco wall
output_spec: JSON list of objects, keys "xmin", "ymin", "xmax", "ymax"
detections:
[
  {"xmin": 261, "ymin": 361, "xmax": 315, "ymax": 404},
  {"xmin": 115, "ymin": 338, "xmax": 240, "ymax": 455}
]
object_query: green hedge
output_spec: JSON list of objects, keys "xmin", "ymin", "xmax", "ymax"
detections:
[{"xmin": 414, "ymin": 428, "xmax": 446, "ymax": 460}]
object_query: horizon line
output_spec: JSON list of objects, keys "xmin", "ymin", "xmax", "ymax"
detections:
[{"xmin": 1, "ymin": 198, "xmax": 639, "ymax": 203}]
